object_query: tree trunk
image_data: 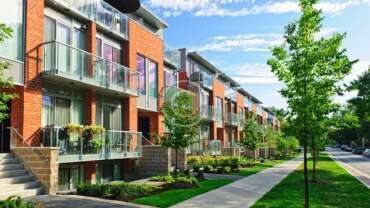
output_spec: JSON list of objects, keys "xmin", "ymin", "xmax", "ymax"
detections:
[
  {"xmin": 175, "ymin": 148, "xmax": 178, "ymax": 178},
  {"xmin": 311, "ymin": 137, "xmax": 317, "ymax": 183},
  {"xmin": 304, "ymin": 134, "xmax": 309, "ymax": 208}
]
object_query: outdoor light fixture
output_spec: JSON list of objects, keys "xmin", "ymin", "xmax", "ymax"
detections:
[{"xmin": 105, "ymin": 0, "xmax": 141, "ymax": 13}]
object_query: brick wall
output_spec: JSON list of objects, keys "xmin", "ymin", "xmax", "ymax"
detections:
[
  {"xmin": 22, "ymin": 0, "xmax": 44, "ymax": 145},
  {"xmin": 210, "ymin": 79, "xmax": 225, "ymax": 142},
  {"xmin": 126, "ymin": 20, "xmax": 165, "ymax": 134},
  {"xmin": 138, "ymin": 146, "xmax": 171, "ymax": 176},
  {"xmin": 12, "ymin": 147, "xmax": 59, "ymax": 195}
]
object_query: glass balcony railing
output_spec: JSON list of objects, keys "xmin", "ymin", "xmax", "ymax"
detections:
[
  {"xmin": 208, "ymin": 140, "xmax": 221, "ymax": 156},
  {"xmin": 226, "ymin": 112, "xmax": 240, "ymax": 126},
  {"xmin": 202, "ymin": 72, "xmax": 213, "ymax": 89},
  {"xmin": 0, "ymin": 56, "xmax": 24, "ymax": 86},
  {"xmin": 49, "ymin": 0, "xmax": 128, "ymax": 39},
  {"xmin": 42, "ymin": 41, "xmax": 140, "ymax": 96},
  {"xmin": 164, "ymin": 46, "xmax": 180, "ymax": 69},
  {"xmin": 42, "ymin": 126, "xmax": 142, "ymax": 163},
  {"xmin": 200, "ymin": 105, "xmax": 214, "ymax": 121}
]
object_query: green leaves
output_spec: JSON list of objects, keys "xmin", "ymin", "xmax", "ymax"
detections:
[
  {"xmin": 267, "ymin": 0, "xmax": 356, "ymax": 145},
  {"xmin": 161, "ymin": 91, "xmax": 200, "ymax": 149}
]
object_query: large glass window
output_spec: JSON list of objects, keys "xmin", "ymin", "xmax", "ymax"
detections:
[
  {"xmin": 137, "ymin": 55, "xmax": 146, "ymax": 95},
  {"xmin": 164, "ymin": 69, "xmax": 177, "ymax": 88},
  {"xmin": 216, "ymin": 97, "xmax": 223, "ymax": 126},
  {"xmin": 42, "ymin": 86, "xmax": 85, "ymax": 127},
  {"xmin": 96, "ymin": 95, "xmax": 122, "ymax": 131},
  {"xmin": 0, "ymin": 0, "xmax": 24, "ymax": 61},
  {"xmin": 148, "ymin": 60, "xmax": 158, "ymax": 98},
  {"xmin": 137, "ymin": 55, "xmax": 158, "ymax": 98}
]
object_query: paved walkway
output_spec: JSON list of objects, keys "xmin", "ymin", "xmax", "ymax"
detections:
[
  {"xmin": 27, "ymin": 195, "xmax": 155, "ymax": 208},
  {"xmin": 171, "ymin": 156, "xmax": 303, "ymax": 208},
  {"xmin": 326, "ymin": 148, "xmax": 370, "ymax": 188}
]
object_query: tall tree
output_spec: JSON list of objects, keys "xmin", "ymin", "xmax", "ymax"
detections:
[
  {"xmin": 0, "ymin": 23, "xmax": 17, "ymax": 121},
  {"xmin": 348, "ymin": 68, "xmax": 370, "ymax": 147},
  {"xmin": 267, "ymin": 0, "xmax": 355, "ymax": 206},
  {"xmin": 161, "ymin": 91, "xmax": 200, "ymax": 173},
  {"xmin": 240, "ymin": 117, "xmax": 260, "ymax": 160}
]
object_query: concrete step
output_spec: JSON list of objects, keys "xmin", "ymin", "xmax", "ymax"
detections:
[
  {"xmin": 0, "ymin": 169, "xmax": 28, "ymax": 178},
  {"xmin": 0, "ymin": 158, "xmax": 18, "ymax": 165},
  {"xmin": 0, "ymin": 175, "xmax": 36, "ymax": 184},
  {"xmin": 0, "ymin": 163, "xmax": 23, "ymax": 171},
  {"xmin": 0, "ymin": 153, "xmax": 13, "ymax": 160},
  {"xmin": 0, "ymin": 181, "xmax": 41, "ymax": 194},
  {"xmin": 0, "ymin": 187, "xmax": 43, "ymax": 200}
]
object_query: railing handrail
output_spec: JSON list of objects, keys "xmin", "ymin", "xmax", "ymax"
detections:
[
  {"xmin": 42, "ymin": 126, "xmax": 142, "ymax": 135},
  {"xmin": 142, "ymin": 135, "xmax": 154, "ymax": 146},
  {"xmin": 7, "ymin": 127, "xmax": 50, "ymax": 162},
  {"xmin": 41, "ymin": 40, "xmax": 140, "ymax": 76}
]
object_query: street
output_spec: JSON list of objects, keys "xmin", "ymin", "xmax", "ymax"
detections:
[{"xmin": 327, "ymin": 148, "xmax": 370, "ymax": 188}]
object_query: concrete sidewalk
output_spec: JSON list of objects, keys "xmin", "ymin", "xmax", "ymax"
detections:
[{"xmin": 171, "ymin": 156, "xmax": 303, "ymax": 208}]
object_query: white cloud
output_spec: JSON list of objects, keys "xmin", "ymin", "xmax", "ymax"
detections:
[
  {"xmin": 145, "ymin": 0, "xmax": 370, "ymax": 17},
  {"xmin": 227, "ymin": 63, "xmax": 280, "ymax": 84},
  {"xmin": 345, "ymin": 60, "xmax": 370, "ymax": 82},
  {"xmin": 196, "ymin": 33, "xmax": 283, "ymax": 52}
]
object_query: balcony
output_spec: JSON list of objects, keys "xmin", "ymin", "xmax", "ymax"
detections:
[
  {"xmin": 0, "ymin": 56, "xmax": 24, "ymax": 86},
  {"xmin": 209, "ymin": 140, "xmax": 222, "ymax": 156},
  {"xmin": 189, "ymin": 71, "xmax": 214, "ymax": 90},
  {"xmin": 200, "ymin": 105, "xmax": 214, "ymax": 121},
  {"xmin": 42, "ymin": 126, "xmax": 142, "ymax": 163},
  {"xmin": 164, "ymin": 46, "xmax": 180, "ymax": 69},
  {"xmin": 47, "ymin": 0, "xmax": 128, "ymax": 39},
  {"xmin": 226, "ymin": 112, "xmax": 240, "ymax": 126},
  {"xmin": 42, "ymin": 41, "xmax": 140, "ymax": 97}
]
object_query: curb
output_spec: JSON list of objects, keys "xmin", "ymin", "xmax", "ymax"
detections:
[{"xmin": 327, "ymin": 152, "xmax": 370, "ymax": 189}]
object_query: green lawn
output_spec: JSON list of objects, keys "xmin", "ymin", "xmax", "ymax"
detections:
[
  {"xmin": 252, "ymin": 154, "xmax": 370, "ymax": 208},
  {"xmin": 132, "ymin": 179, "xmax": 232, "ymax": 208},
  {"xmin": 233, "ymin": 156, "xmax": 298, "ymax": 177}
]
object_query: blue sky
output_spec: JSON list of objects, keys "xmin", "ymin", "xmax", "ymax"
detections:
[{"xmin": 143, "ymin": 0, "xmax": 370, "ymax": 109}]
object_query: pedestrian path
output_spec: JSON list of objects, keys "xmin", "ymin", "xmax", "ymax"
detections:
[{"xmin": 171, "ymin": 156, "xmax": 303, "ymax": 208}]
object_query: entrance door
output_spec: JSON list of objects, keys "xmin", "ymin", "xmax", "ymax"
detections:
[
  {"xmin": 138, "ymin": 117, "xmax": 150, "ymax": 141},
  {"xmin": 0, "ymin": 102, "xmax": 11, "ymax": 153}
]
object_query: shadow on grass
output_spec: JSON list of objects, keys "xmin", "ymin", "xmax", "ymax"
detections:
[{"xmin": 252, "ymin": 154, "xmax": 370, "ymax": 208}]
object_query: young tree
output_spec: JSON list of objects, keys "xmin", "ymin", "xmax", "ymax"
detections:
[
  {"xmin": 161, "ymin": 91, "xmax": 200, "ymax": 173},
  {"xmin": 0, "ymin": 23, "xmax": 17, "ymax": 121},
  {"xmin": 348, "ymin": 68, "xmax": 370, "ymax": 147},
  {"xmin": 240, "ymin": 117, "xmax": 260, "ymax": 160},
  {"xmin": 267, "ymin": 0, "xmax": 355, "ymax": 206}
]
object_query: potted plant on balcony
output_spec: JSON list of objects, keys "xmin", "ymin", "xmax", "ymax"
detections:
[
  {"xmin": 83, "ymin": 125, "xmax": 105, "ymax": 153},
  {"xmin": 64, "ymin": 124, "xmax": 83, "ymax": 143}
]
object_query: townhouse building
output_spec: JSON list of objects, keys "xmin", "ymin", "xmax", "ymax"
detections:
[
  {"xmin": 177, "ymin": 49, "xmax": 263, "ymax": 155},
  {"xmin": 0, "ymin": 0, "xmax": 169, "ymax": 194},
  {"xmin": 0, "ymin": 0, "xmax": 280, "ymax": 198}
]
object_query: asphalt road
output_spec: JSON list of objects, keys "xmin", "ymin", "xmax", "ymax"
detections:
[{"xmin": 327, "ymin": 147, "xmax": 370, "ymax": 187}]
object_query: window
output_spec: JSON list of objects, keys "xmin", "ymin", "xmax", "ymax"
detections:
[
  {"xmin": 137, "ymin": 55, "xmax": 158, "ymax": 98},
  {"xmin": 96, "ymin": 95, "xmax": 122, "ymax": 131},
  {"xmin": 42, "ymin": 86, "xmax": 85, "ymax": 127},
  {"xmin": 216, "ymin": 97, "xmax": 223, "ymax": 126},
  {"xmin": 137, "ymin": 55, "xmax": 146, "ymax": 95},
  {"xmin": 43, "ymin": 14, "xmax": 86, "ymax": 74},
  {"xmin": 0, "ymin": 0, "xmax": 24, "ymax": 61},
  {"xmin": 164, "ymin": 68, "xmax": 177, "ymax": 88}
]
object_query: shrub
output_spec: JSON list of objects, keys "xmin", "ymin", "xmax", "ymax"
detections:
[
  {"xmin": 0, "ymin": 196, "xmax": 35, "ymax": 208},
  {"xmin": 187, "ymin": 156, "xmax": 253, "ymax": 174},
  {"xmin": 76, "ymin": 182, "xmax": 158, "ymax": 201},
  {"xmin": 150, "ymin": 175, "xmax": 175, "ymax": 184}
]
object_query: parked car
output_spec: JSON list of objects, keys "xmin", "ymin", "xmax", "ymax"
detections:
[
  {"xmin": 363, "ymin": 149, "xmax": 370, "ymax": 157},
  {"xmin": 352, "ymin": 147, "xmax": 366, "ymax": 155},
  {"xmin": 341, "ymin": 145, "xmax": 351, "ymax": 151}
]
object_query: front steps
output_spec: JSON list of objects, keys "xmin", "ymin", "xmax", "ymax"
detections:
[{"xmin": 0, "ymin": 153, "xmax": 43, "ymax": 200}]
